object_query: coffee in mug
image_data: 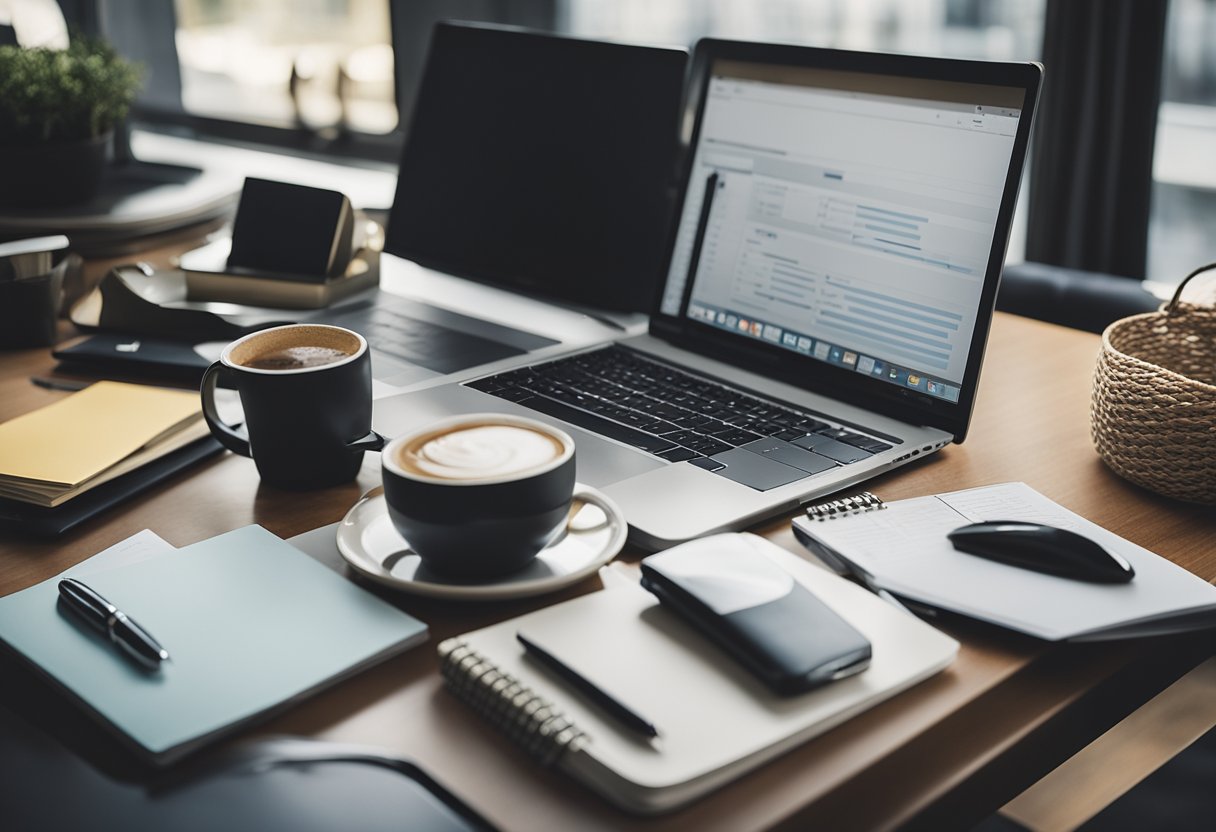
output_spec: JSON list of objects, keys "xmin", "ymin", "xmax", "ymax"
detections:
[
  {"xmin": 227, "ymin": 325, "xmax": 357, "ymax": 371},
  {"xmin": 201, "ymin": 324, "xmax": 384, "ymax": 489},
  {"xmin": 240, "ymin": 346, "xmax": 352, "ymax": 371},
  {"xmin": 381, "ymin": 414, "xmax": 576, "ymax": 578}
]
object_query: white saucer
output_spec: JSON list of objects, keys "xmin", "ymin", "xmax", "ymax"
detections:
[{"xmin": 336, "ymin": 484, "xmax": 627, "ymax": 600}]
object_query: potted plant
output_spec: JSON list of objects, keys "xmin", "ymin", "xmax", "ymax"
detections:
[{"xmin": 0, "ymin": 38, "xmax": 142, "ymax": 209}]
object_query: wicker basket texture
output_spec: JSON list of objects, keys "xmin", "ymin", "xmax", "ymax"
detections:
[{"xmin": 1091, "ymin": 264, "xmax": 1216, "ymax": 504}]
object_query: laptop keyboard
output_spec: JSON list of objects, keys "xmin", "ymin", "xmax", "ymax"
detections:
[{"xmin": 466, "ymin": 346, "xmax": 896, "ymax": 490}]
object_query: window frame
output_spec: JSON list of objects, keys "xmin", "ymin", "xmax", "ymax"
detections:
[{"xmin": 128, "ymin": 104, "xmax": 405, "ymax": 165}]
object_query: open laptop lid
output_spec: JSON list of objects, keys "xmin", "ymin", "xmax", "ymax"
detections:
[
  {"xmin": 650, "ymin": 39, "xmax": 1041, "ymax": 442},
  {"xmin": 385, "ymin": 21, "xmax": 688, "ymax": 313}
]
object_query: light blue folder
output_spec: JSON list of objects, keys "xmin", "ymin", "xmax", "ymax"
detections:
[{"xmin": 0, "ymin": 525, "xmax": 427, "ymax": 763}]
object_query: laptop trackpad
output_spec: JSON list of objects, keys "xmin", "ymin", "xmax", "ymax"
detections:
[{"xmin": 702, "ymin": 448, "xmax": 809, "ymax": 491}]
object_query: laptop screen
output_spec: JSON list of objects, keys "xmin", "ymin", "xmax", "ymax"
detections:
[
  {"xmin": 386, "ymin": 22, "xmax": 687, "ymax": 313},
  {"xmin": 659, "ymin": 54, "xmax": 1029, "ymax": 413}
]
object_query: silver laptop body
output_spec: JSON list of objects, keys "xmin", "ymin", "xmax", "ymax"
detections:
[{"xmin": 375, "ymin": 39, "xmax": 1042, "ymax": 549}]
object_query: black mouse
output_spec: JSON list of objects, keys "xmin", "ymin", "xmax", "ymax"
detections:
[{"xmin": 947, "ymin": 521, "xmax": 1135, "ymax": 583}]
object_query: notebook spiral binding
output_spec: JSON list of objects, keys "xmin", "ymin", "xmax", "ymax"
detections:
[
  {"xmin": 437, "ymin": 638, "xmax": 588, "ymax": 767},
  {"xmin": 803, "ymin": 491, "xmax": 885, "ymax": 521}
]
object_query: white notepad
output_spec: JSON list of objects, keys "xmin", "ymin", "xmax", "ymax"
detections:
[
  {"xmin": 0, "ymin": 525, "xmax": 428, "ymax": 764},
  {"xmin": 793, "ymin": 482, "xmax": 1216, "ymax": 641},
  {"xmin": 439, "ymin": 533, "xmax": 957, "ymax": 814}
]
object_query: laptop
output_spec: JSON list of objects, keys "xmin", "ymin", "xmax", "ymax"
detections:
[
  {"xmin": 375, "ymin": 38, "xmax": 1042, "ymax": 549},
  {"xmin": 317, "ymin": 22, "xmax": 688, "ymax": 391}
]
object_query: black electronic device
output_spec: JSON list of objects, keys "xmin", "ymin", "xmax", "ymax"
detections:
[
  {"xmin": 386, "ymin": 22, "xmax": 688, "ymax": 312},
  {"xmin": 227, "ymin": 178, "xmax": 354, "ymax": 280},
  {"xmin": 640, "ymin": 537, "xmax": 872, "ymax": 695},
  {"xmin": 948, "ymin": 521, "xmax": 1136, "ymax": 583}
]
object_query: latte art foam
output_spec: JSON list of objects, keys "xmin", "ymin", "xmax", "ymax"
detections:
[{"xmin": 398, "ymin": 424, "xmax": 565, "ymax": 480}]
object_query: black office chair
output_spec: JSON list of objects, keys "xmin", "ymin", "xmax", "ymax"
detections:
[
  {"xmin": 996, "ymin": 261, "xmax": 1161, "ymax": 333},
  {"xmin": 1, "ymin": 698, "xmax": 496, "ymax": 832}
]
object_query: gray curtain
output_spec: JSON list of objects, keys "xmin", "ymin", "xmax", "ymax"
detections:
[
  {"xmin": 1025, "ymin": 0, "xmax": 1169, "ymax": 279},
  {"xmin": 97, "ymin": 0, "xmax": 183, "ymax": 113}
]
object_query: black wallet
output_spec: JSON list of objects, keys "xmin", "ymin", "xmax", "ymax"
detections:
[
  {"xmin": 53, "ymin": 334, "xmax": 212, "ymax": 384},
  {"xmin": 640, "ymin": 534, "xmax": 872, "ymax": 695}
]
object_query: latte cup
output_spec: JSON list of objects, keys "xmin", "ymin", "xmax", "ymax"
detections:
[{"xmin": 381, "ymin": 414, "xmax": 577, "ymax": 578}]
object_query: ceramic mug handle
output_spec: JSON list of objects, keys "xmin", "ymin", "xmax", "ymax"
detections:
[{"xmin": 200, "ymin": 361, "xmax": 251, "ymax": 457}]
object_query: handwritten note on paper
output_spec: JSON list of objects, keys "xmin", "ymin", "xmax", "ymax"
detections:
[
  {"xmin": 938, "ymin": 487, "xmax": 1083, "ymax": 530},
  {"xmin": 816, "ymin": 495, "xmax": 969, "ymax": 565}
]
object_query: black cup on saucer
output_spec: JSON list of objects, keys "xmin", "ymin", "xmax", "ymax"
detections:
[{"xmin": 381, "ymin": 414, "xmax": 577, "ymax": 579}]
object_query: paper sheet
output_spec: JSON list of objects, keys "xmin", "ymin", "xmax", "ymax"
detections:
[
  {"xmin": 797, "ymin": 482, "xmax": 1216, "ymax": 640},
  {"xmin": 58, "ymin": 529, "xmax": 177, "ymax": 578},
  {"xmin": 0, "ymin": 381, "xmax": 202, "ymax": 487}
]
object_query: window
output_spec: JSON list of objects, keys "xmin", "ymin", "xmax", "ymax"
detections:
[
  {"xmin": 115, "ymin": 0, "xmax": 1048, "ymax": 225},
  {"xmin": 174, "ymin": 0, "xmax": 396, "ymax": 136},
  {"xmin": 562, "ymin": 0, "xmax": 1043, "ymax": 63},
  {"xmin": 133, "ymin": 2, "xmax": 1044, "ymax": 150},
  {"xmin": 561, "ymin": 0, "xmax": 1044, "ymax": 263},
  {"xmin": 1149, "ymin": 0, "xmax": 1216, "ymax": 289}
]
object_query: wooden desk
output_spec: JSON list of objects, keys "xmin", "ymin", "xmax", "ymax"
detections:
[{"xmin": 2, "ymin": 312, "xmax": 1214, "ymax": 831}]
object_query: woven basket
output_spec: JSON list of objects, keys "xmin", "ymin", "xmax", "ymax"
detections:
[{"xmin": 1091, "ymin": 263, "xmax": 1216, "ymax": 504}]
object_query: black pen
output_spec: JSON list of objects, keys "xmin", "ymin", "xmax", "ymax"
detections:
[
  {"xmin": 58, "ymin": 578, "xmax": 170, "ymax": 670},
  {"xmin": 31, "ymin": 376, "xmax": 92, "ymax": 392},
  {"xmin": 516, "ymin": 632, "xmax": 659, "ymax": 738}
]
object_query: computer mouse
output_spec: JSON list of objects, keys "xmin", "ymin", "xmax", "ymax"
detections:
[{"xmin": 947, "ymin": 521, "xmax": 1135, "ymax": 583}]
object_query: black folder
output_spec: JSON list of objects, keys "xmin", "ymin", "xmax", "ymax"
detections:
[{"xmin": 0, "ymin": 434, "xmax": 223, "ymax": 537}]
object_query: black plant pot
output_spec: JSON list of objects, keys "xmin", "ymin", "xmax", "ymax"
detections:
[{"xmin": 0, "ymin": 132, "xmax": 111, "ymax": 209}]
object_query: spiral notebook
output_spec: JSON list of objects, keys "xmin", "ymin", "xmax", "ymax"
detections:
[
  {"xmin": 438, "ymin": 533, "xmax": 957, "ymax": 814},
  {"xmin": 792, "ymin": 482, "xmax": 1216, "ymax": 641}
]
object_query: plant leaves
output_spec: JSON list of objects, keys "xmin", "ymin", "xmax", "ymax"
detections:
[{"xmin": 0, "ymin": 37, "xmax": 143, "ymax": 145}]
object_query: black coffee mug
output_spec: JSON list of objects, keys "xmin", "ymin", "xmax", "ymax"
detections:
[{"xmin": 201, "ymin": 324, "xmax": 385, "ymax": 489}]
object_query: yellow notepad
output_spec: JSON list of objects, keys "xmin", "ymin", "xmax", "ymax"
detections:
[{"xmin": 0, "ymin": 381, "xmax": 202, "ymax": 488}]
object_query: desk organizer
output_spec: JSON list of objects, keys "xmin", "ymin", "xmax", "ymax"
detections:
[
  {"xmin": 0, "ymin": 260, "xmax": 66, "ymax": 349},
  {"xmin": 1092, "ymin": 263, "xmax": 1216, "ymax": 504}
]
